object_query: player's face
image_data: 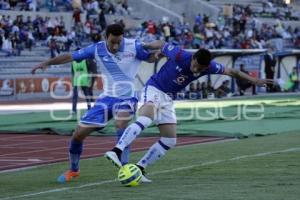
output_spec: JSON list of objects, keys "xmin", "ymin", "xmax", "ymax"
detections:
[
  {"xmin": 106, "ymin": 34, "xmax": 123, "ymax": 54},
  {"xmin": 190, "ymin": 58, "xmax": 209, "ymax": 73}
]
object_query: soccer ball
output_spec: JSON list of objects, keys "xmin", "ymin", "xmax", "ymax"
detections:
[{"xmin": 118, "ymin": 164, "xmax": 142, "ymax": 187}]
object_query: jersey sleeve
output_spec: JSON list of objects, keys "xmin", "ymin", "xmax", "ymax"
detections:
[
  {"xmin": 161, "ymin": 43, "xmax": 191, "ymax": 64},
  {"xmin": 135, "ymin": 40, "xmax": 151, "ymax": 61},
  {"xmin": 72, "ymin": 44, "xmax": 96, "ymax": 61},
  {"xmin": 208, "ymin": 61, "xmax": 225, "ymax": 74}
]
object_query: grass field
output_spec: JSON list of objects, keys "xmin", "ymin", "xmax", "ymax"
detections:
[{"xmin": 1, "ymin": 132, "xmax": 299, "ymax": 200}]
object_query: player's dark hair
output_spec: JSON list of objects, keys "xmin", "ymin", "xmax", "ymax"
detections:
[
  {"xmin": 193, "ymin": 48, "xmax": 212, "ymax": 66},
  {"xmin": 105, "ymin": 24, "xmax": 124, "ymax": 38}
]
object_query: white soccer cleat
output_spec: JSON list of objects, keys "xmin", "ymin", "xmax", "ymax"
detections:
[
  {"xmin": 105, "ymin": 151, "xmax": 122, "ymax": 168},
  {"xmin": 140, "ymin": 174, "xmax": 152, "ymax": 183}
]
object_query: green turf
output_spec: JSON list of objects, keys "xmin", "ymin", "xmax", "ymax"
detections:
[
  {"xmin": 0, "ymin": 132, "xmax": 299, "ymax": 200},
  {"xmin": 1, "ymin": 95, "xmax": 299, "ymax": 137}
]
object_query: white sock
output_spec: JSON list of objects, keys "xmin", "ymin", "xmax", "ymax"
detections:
[
  {"xmin": 116, "ymin": 116, "xmax": 152, "ymax": 151},
  {"xmin": 137, "ymin": 137, "xmax": 176, "ymax": 168}
]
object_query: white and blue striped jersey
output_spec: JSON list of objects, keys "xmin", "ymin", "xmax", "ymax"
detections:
[{"xmin": 72, "ymin": 38, "xmax": 150, "ymax": 98}]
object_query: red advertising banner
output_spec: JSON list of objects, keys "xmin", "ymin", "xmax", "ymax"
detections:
[
  {"xmin": 15, "ymin": 77, "xmax": 72, "ymax": 94},
  {"xmin": 0, "ymin": 76, "xmax": 103, "ymax": 99}
]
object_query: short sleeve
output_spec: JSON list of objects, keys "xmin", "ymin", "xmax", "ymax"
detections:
[
  {"xmin": 72, "ymin": 44, "xmax": 96, "ymax": 61},
  {"xmin": 135, "ymin": 40, "xmax": 150, "ymax": 61},
  {"xmin": 161, "ymin": 43, "xmax": 192, "ymax": 64},
  {"xmin": 208, "ymin": 61, "xmax": 225, "ymax": 74}
]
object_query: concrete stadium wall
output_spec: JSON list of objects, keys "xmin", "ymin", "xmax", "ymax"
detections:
[{"xmin": 129, "ymin": 0, "xmax": 219, "ymax": 24}]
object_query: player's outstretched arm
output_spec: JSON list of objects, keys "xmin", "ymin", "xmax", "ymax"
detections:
[
  {"xmin": 31, "ymin": 53, "xmax": 73, "ymax": 74},
  {"xmin": 142, "ymin": 40, "xmax": 165, "ymax": 50},
  {"xmin": 223, "ymin": 67, "xmax": 274, "ymax": 87}
]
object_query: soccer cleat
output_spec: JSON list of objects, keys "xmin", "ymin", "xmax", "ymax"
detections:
[
  {"xmin": 141, "ymin": 174, "xmax": 152, "ymax": 183},
  {"xmin": 57, "ymin": 170, "xmax": 80, "ymax": 183},
  {"xmin": 105, "ymin": 151, "xmax": 122, "ymax": 168},
  {"xmin": 136, "ymin": 165, "xmax": 152, "ymax": 183}
]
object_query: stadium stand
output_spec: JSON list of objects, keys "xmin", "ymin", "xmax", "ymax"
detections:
[{"xmin": 0, "ymin": 0, "xmax": 299, "ymax": 102}]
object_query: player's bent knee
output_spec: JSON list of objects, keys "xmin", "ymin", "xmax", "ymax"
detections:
[
  {"xmin": 160, "ymin": 137, "xmax": 177, "ymax": 149},
  {"xmin": 115, "ymin": 120, "xmax": 128, "ymax": 130}
]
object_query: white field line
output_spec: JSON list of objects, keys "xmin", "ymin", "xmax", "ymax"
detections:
[{"xmin": 0, "ymin": 147, "xmax": 299, "ymax": 200}]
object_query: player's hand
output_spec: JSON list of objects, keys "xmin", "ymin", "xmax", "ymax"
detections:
[
  {"xmin": 31, "ymin": 63, "xmax": 48, "ymax": 74},
  {"xmin": 254, "ymin": 79, "xmax": 274, "ymax": 87},
  {"xmin": 154, "ymin": 50, "xmax": 164, "ymax": 60}
]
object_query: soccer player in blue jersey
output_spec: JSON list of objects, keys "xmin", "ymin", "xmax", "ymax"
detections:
[
  {"xmin": 31, "ymin": 24, "xmax": 158, "ymax": 183},
  {"xmin": 105, "ymin": 41, "xmax": 274, "ymax": 182}
]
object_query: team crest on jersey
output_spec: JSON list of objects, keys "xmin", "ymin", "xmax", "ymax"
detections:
[
  {"xmin": 176, "ymin": 74, "xmax": 188, "ymax": 85},
  {"xmin": 102, "ymin": 56, "xmax": 110, "ymax": 62}
]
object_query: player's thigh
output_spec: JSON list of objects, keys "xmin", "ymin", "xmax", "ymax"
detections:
[
  {"xmin": 114, "ymin": 97, "xmax": 138, "ymax": 129},
  {"xmin": 158, "ymin": 124, "xmax": 177, "ymax": 138},
  {"xmin": 138, "ymin": 102, "xmax": 156, "ymax": 120},
  {"xmin": 114, "ymin": 111, "xmax": 132, "ymax": 129},
  {"xmin": 154, "ymin": 100, "xmax": 176, "ymax": 126}
]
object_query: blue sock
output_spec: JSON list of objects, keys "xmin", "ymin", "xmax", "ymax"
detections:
[
  {"xmin": 117, "ymin": 129, "xmax": 131, "ymax": 165},
  {"xmin": 69, "ymin": 139, "xmax": 83, "ymax": 172}
]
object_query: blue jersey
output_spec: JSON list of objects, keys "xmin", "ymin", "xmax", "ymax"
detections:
[
  {"xmin": 72, "ymin": 38, "xmax": 150, "ymax": 98},
  {"xmin": 147, "ymin": 44, "xmax": 225, "ymax": 97}
]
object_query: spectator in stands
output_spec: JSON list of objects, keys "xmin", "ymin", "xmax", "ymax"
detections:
[
  {"xmin": 264, "ymin": 46, "xmax": 277, "ymax": 92},
  {"xmin": 236, "ymin": 64, "xmax": 256, "ymax": 95},
  {"xmin": 46, "ymin": 33, "xmax": 60, "ymax": 58},
  {"xmin": 11, "ymin": 31, "xmax": 22, "ymax": 55},
  {"xmin": 27, "ymin": 0, "xmax": 38, "ymax": 11},
  {"xmin": 0, "ymin": 0, "xmax": 10, "ymax": 10},
  {"xmin": 200, "ymin": 80, "xmax": 214, "ymax": 99},
  {"xmin": 162, "ymin": 23, "xmax": 171, "ymax": 42},
  {"xmin": 186, "ymin": 82, "xmax": 200, "ymax": 99},
  {"xmin": 147, "ymin": 20, "xmax": 156, "ymax": 35},
  {"xmin": 26, "ymin": 28, "xmax": 35, "ymax": 51},
  {"xmin": 98, "ymin": 1, "xmax": 107, "ymax": 32},
  {"xmin": 72, "ymin": 7, "xmax": 82, "ymax": 25},
  {"xmin": 1, "ymin": 32, "xmax": 13, "ymax": 56},
  {"xmin": 215, "ymin": 80, "xmax": 231, "ymax": 98}
]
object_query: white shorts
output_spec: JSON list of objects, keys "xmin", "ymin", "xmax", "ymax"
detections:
[{"xmin": 140, "ymin": 85, "xmax": 177, "ymax": 125}]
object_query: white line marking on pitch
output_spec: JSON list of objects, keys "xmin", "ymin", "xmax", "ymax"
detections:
[
  {"xmin": 0, "ymin": 159, "xmax": 42, "ymax": 162},
  {"xmin": 0, "ymin": 147, "xmax": 299, "ymax": 200}
]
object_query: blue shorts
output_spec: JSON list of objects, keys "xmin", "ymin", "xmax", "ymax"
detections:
[{"xmin": 80, "ymin": 96, "xmax": 138, "ymax": 127}]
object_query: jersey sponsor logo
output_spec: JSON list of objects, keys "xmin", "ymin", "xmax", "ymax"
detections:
[{"xmin": 122, "ymin": 52, "xmax": 135, "ymax": 58}]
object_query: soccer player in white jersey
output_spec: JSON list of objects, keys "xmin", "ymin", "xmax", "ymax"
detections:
[
  {"xmin": 105, "ymin": 41, "xmax": 274, "ymax": 182},
  {"xmin": 31, "ymin": 24, "xmax": 158, "ymax": 183}
]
